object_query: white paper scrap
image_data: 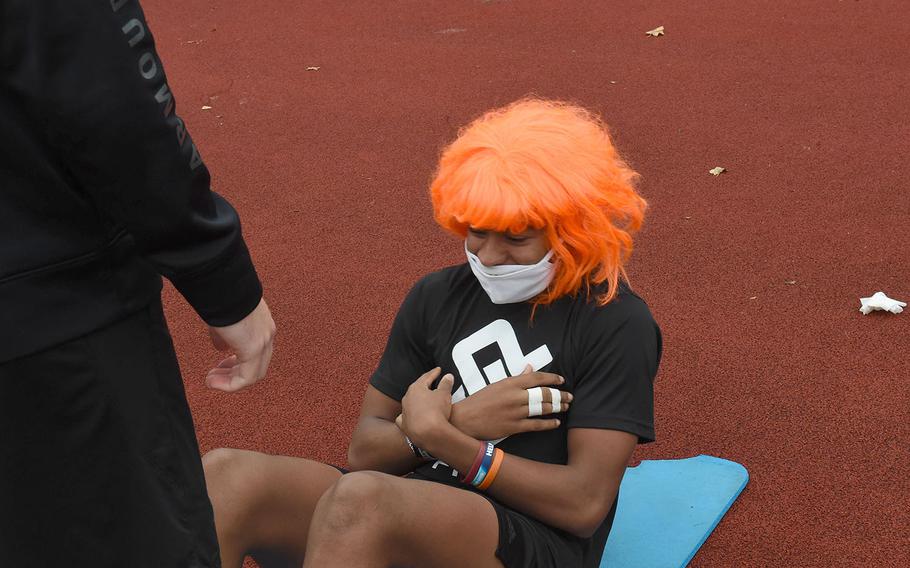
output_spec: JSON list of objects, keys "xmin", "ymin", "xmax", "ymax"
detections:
[{"xmin": 859, "ymin": 291, "xmax": 906, "ymax": 315}]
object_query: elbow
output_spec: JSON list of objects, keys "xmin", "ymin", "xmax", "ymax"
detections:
[
  {"xmin": 565, "ymin": 496, "xmax": 617, "ymax": 539},
  {"xmin": 566, "ymin": 516, "xmax": 601, "ymax": 540},
  {"xmin": 346, "ymin": 441, "xmax": 370, "ymax": 472},
  {"xmin": 347, "ymin": 420, "xmax": 381, "ymax": 471}
]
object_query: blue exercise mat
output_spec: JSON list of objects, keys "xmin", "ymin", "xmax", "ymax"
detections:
[{"xmin": 600, "ymin": 455, "xmax": 749, "ymax": 568}]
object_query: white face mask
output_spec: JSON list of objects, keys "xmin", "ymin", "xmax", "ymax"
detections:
[{"xmin": 465, "ymin": 242, "xmax": 556, "ymax": 304}]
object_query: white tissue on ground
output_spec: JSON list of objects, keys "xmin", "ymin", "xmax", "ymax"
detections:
[{"xmin": 859, "ymin": 291, "xmax": 906, "ymax": 315}]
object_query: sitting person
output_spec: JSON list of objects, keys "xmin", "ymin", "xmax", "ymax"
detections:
[{"xmin": 202, "ymin": 98, "xmax": 661, "ymax": 568}]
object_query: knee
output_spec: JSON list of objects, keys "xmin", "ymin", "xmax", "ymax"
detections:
[
  {"xmin": 202, "ymin": 447, "xmax": 245, "ymax": 494},
  {"xmin": 202, "ymin": 448, "xmax": 261, "ymax": 531},
  {"xmin": 315, "ymin": 471, "xmax": 393, "ymax": 533}
]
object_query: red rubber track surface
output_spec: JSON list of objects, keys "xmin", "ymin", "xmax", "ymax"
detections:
[{"xmin": 144, "ymin": 1, "xmax": 909, "ymax": 566}]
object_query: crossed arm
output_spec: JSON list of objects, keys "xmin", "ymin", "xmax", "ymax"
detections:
[{"xmin": 347, "ymin": 368, "xmax": 637, "ymax": 539}]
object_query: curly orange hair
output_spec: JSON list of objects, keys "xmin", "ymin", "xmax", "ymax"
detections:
[{"xmin": 430, "ymin": 98, "xmax": 647, "ymax": 305}]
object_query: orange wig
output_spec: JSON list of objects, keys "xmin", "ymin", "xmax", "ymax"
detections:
[{"xmin": 430, "ymin": 98, "xmax": 647, "ymax": 305}]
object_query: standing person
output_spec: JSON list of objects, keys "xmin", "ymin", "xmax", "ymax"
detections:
[
  {"xmin": 202, "ymin": 98, "xmax": 660, "ymax": 568},
  {"xmin": 0, "ymin": 1, "xmax": 275, "ymax": 566}
]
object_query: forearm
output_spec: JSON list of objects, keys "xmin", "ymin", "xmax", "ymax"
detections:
[
  {"xmin": 347, "ymin": 416, "xmax": 427, "ymax": 475},
  {"xmin": 420, "ymin": 424, "xmax": 612, "ymax": 538}
]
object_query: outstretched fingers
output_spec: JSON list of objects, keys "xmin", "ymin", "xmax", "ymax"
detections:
[{"xmin": 206, "ymin": 355, "xmax": 260, "ymax": 393}]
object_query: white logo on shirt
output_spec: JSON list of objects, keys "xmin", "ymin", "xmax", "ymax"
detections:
[
  {"xmin": 430, "ymin": 319, "xmax": 553, "ymax": 473},
  {"xmin": 450, "ymin": 319, "xmax": 552, "ymax": 402}
]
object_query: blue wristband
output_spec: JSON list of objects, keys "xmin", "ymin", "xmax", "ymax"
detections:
[{"xmin": 471, "ymin": 442, "xmax": 496, "ymax": 487}]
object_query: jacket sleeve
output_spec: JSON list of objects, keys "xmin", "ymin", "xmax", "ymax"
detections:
[{"xmin": 37, "ymin": 0, "xmax": 262, "ymax": 326}]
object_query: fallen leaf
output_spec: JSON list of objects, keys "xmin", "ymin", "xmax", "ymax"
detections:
[
  {"xmin": 201, "ymin": 105, "xmax": 212, "ymax": 110},
  {"xmin": 709, "ymin": 166, "xmax": 726, "ymax": 176},
  {"xmin": 306, "ymin": 66, "xmax": 321, "ymax": 71},
  {"xmin": 784, "ymin": 280, "xmax": 797, "ymax": 285},
  {"xmin": 749, "ymin": 296, "xmax": 758, "ymax": 300},
  {"xmin": 645, "ymin": 26, "xmax": 665, "ymax": 37}
]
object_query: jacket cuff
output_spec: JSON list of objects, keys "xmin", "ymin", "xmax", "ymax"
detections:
[{"xmin": 170, "ymin": 239, "xmax": 263, "ymax": 327}]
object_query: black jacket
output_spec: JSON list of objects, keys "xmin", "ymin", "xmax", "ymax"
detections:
[{"xmin": 0, "ymin": 0, "xmax": 263, "ymax": 362}]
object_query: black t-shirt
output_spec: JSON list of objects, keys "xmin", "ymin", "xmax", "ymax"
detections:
[{"xmin": 369, "ymin": 263, "xmax": 661, "ymax": 564}]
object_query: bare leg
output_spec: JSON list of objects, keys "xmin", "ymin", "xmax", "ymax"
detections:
[
  {"xmin": 303, "ymin": 472, "xmax": 504, "ymax": 568},
  {"xmin": 202, "ymin": 448, "xmax": 342, "ymax": 568}
]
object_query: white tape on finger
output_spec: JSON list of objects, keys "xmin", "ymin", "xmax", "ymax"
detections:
[
  {"xmin": 549, "ymin": 388, "xmax": 561, "ymax": 414},
  {"xmin": 527, "ymin": 387, "xmax": 543, "ymax": 417}
]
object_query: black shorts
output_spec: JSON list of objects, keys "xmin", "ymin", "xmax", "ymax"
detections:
[
  {"xmin": 406, "ymin": 470, "xmax": 584, "ymax": 568},
  {"xmin": 0, "ymin": 300, "xmax": 220, "ymax": 567},
  {"xmin": 485, "ymin": 496, "xmax": 584, "ymax": 568}
]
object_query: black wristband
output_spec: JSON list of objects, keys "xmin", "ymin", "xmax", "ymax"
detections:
[{"xmin": 405, "ymin": 436, "xmax": 434, "ymax": 460}]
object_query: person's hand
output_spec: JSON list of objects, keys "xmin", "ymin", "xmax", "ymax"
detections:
[
  {"xmin": 399, "ymin": 368, "xmax": 455, "ymax": 448},
  {"xmin": 450, "ymin": 364, "xmax": 572, "ymax": 440},
  {"xmin": 205, "ymin": 297, "xmax": 276, "ymax": 392}
]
